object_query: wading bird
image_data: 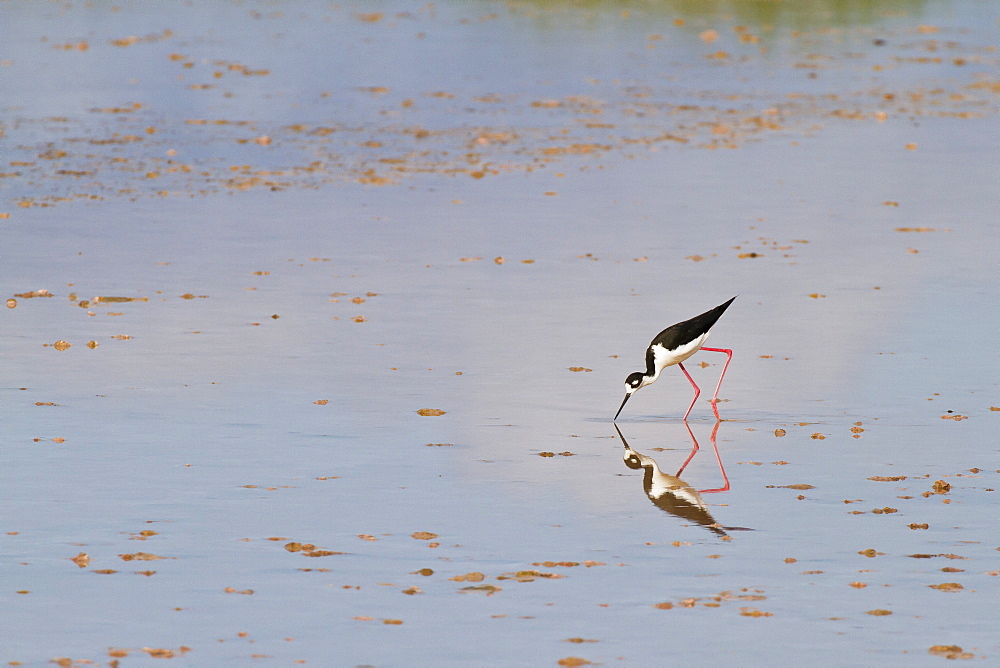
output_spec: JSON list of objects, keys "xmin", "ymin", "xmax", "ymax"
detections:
[{"xmin": 614, "ymin": 297, "xmax": 735, "ymax": 421}]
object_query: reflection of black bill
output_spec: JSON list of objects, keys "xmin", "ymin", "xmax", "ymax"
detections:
[{"xmin": 614, "ymin": 393, "xmax": 631, "ymax": 421}]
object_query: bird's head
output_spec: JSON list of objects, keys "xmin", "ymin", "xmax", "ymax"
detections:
[{"xmin": 624, "ymin": 372, "xmax": 645, "ymax": 393}]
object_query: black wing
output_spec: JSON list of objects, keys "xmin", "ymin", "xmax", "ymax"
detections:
[{"xmin": 650, "ymin": 296, "xmax": 736, "ymax": 350}]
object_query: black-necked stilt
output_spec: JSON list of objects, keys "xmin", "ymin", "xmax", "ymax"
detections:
[
  {"xmin": 615, "ymin": 423, "xmax": 730, "ymax": 537},
  {"xmin": 614, "ymin": 296, "xmax": 735, "ymax": 421}
]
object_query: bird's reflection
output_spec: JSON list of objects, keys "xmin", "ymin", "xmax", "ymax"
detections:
[{"xmin": 615, "ymin": 422, "xmax": 733, "ymax": 537}]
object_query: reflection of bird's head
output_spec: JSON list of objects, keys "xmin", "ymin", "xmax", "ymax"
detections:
[{"xmin": 623, "ymin": 448, "xmax": 653, "ymax": 471}]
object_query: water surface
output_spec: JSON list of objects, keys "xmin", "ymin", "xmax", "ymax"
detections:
[{"xmin": 2, "ymin": 1, "xmax": 999, "ymax": 665}]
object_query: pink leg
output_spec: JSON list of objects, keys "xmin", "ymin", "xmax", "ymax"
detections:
[
  {"xmin": 700, "ymin": 347, "xmax": 733, "ymax": 420},
  {"xmin": 677, "ymin": 421, "xmax": 730, "ymax": 493},
  {"xmin": 675, "ymin": 421, "xmax": 701, "ymax": 477},
  {"xmin": 699, "ymin": 420, "xmax": 730, "ymax": 494},
  {"xmin": 677, "ymin": 362, "xmax": 700, "ymax": 421}
]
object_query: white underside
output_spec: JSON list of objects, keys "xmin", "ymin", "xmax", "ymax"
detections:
[
  {"xmin": 649, "ymin": 476, "xmax": 703, "ymax": 507},
  {"xmin": 639, "ymin": 455, "xmax": 704, "ymax": 507},
  {"xmin": 639, "ymin": 332, "xmax": 708, "ymax": 388}
]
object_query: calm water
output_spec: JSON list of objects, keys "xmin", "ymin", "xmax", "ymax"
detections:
[{"xmin": 2, "ymin": 1, "xmax": 998, "ymax": 665}]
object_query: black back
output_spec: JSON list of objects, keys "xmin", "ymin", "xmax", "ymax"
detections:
[{"xmin": 649, "ymin": 296, "xmax": 736, "ymax": 351}]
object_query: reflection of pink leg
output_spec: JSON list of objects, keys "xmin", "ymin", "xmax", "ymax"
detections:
[
  {"xmin": 675, "ymin": 421, "xmax": 701, "ymax": 477},
  {"xmin": 678, "ymin": 362, "xmax": 700, "ymax": 421},
  {"xmin": 700, "ymin": 421, "xmax": 730, "ymax": 494},
  {"xmin": 701, "ymin": 347, "xmax": 733, "ymax": 420}
]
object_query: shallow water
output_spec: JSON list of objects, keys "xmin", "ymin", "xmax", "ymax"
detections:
[{"xmin": 2, "ymin": 1, "xmax": 999, "ymax": 665}]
